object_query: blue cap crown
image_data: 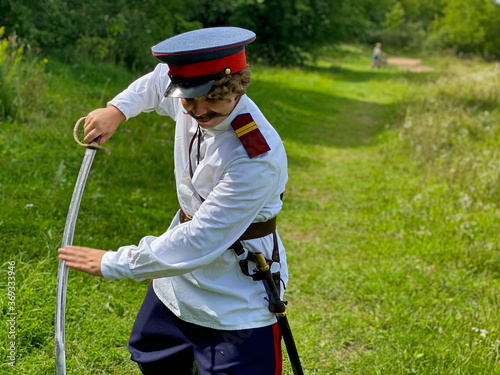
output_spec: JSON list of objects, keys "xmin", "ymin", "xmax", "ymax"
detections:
[{"xmin": 152, "ymin": 27, "xmax": 256, "ymax": 98}]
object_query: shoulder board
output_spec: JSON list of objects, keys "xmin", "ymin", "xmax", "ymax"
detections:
[{"xmin": 231, "ymin": 113, "xmax": 271, "ymax": 158}]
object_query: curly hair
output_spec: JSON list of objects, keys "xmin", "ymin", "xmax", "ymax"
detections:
[{"xmin": 205, "ymin": 67, "xmax": 252, "ymax": 102}]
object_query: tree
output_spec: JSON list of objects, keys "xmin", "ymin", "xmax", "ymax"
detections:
[
  {"xmin": 1, "ymin": 0, "xmax": 199, "ymax": 70},
  {"xmin": 224, "ymin": 0, "xmax": 362, "ymax": 65},
  {"xmin": 433, "ymin": 0, "xmax": 500, "ymax": 58}
]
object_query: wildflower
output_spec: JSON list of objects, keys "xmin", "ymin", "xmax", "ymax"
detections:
[
  {"xmin": 472, "ymin": 327, "xmax": 489, "ymax": 338},
  {"xmin": 43, "ymin": 58, "xmax": 48, "ymax": 64}
]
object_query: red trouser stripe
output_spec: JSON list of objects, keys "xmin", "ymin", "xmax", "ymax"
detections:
[{"xmin": 273, "ymin": 322, "xmax": 283, "ymax": 375}]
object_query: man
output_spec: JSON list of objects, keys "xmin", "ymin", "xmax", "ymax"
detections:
[{"xmin": 58, "ymin": 27, "xmax": 289, "ymax": 374}]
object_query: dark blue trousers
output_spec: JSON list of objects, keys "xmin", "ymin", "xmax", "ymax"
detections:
[{"xmin": 129, "ymin": 285, "xmax": 282, "ymax": 375}]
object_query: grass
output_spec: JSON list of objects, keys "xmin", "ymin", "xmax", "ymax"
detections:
[{"xmin": 1, "ymin": 44, "xmax": 499, "ymax": 374}]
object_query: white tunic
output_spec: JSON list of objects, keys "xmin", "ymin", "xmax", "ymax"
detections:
[{"xmin": 100, "ymin": 63, "xmax": 289, "ymax": 330}]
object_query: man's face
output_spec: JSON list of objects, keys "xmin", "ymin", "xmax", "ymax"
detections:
[{"xmin": 181, "ymin": 93, "xmax": 239, "ymax": 129}]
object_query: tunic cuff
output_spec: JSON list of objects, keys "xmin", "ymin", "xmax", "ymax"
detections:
[
  {"xmin": 107, "ymin": 99, "xmax": 141, "ymax": 121},
  {"xmin": 101, "ymin": 249, "xmax": 134, "ymax": 281}
]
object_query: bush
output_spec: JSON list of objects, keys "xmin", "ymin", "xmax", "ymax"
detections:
[
  {"xmin": 0, "ymin": 27, "xmax": 48, "ymax": 122},
  {"xmin": 0, "ymin": 27, "xmax": 19, "ymax": 119},
  {"xmin": 432, "ymin": 0, "xmax": 500, "ymax": 60}
]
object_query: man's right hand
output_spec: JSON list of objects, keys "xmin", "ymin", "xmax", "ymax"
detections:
[{"xmin": 84, "ymin": 105, "xmax": 126, "ymax": 144}]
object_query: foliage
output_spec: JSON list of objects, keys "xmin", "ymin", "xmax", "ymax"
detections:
[
  {"xmin": 0, "ymin": 26, "xmax": 16, "ymax": 119},
  {"xmin": 185, "ymin": 0, "xmax": 364, "ymax": 65},
  {"xmin": 397, "ymin": 0, "xmax": 444, "ymax": 29},
  {"xmin": 431, "ymin": 0, "xmax": 500, "ymax": 59},
  {"xmin": 367, "ymin": 2, "xmax": 427, "ymax": 53},
  {"xmin": 365, "ymin": 0, "xmax": 500, "ymax": 60},
  {"xmin": 366, "ymin": 0, "xmax": 439, "ymax": 53},
  {"xmin": 2, "ymin": 0, "xmax": 499, "ymax": 68},
  {"xmin": 1, "ymin": 0, "xmax": 200, "ymax": 71},
  {"xmin": 69, "ymin": 0, "xmax": 203, "ymax": 71},
  {"xmin": 0, "ymin": 27, "xmax": 48, "ymax": 121}
]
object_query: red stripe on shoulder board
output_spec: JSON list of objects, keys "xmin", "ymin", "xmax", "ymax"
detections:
[{"xmin": 231, "ymin": 113, "xmax": 271, "ymax": 158}]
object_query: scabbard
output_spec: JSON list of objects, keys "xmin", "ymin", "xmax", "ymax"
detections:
[
  {"xmin": 55, "ymin": 145, "xmax": 97, "ymax": 375},
  {"xmin": 253, "ymin": 252, "xmax": 304, "ymax": 375},
  {"xmin": 277, "ymin": 315, "xmax": 303, "ymax": 375}
]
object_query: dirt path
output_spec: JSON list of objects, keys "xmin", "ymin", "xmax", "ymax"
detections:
[{"xmin": 386, "ymin": 56, "xmax": 435, "ymax": 72}]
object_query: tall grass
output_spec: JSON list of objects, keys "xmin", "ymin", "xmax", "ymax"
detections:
[
  {"xmin": 360, "ymin": 59, "xmax": 500, "ymax": 374},
  {"xmin": 1, "ymin": 44, "xmax": 499, "ymax": 374},
  {"xmin": 398, "ymin": 62, "xmax": 500, "ymax": 205}
]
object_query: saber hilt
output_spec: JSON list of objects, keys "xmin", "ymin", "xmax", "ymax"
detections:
[{"xmin": 73, "ymin": 117, "xmax": 109, "ymax": 153}]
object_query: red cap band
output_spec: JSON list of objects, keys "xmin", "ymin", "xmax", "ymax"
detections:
[{"xmin": 167, "ymin": 49, "xmax": 247, "ymax": 78}]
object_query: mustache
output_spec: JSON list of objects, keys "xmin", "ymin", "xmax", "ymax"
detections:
[{"xmin": 187, "ymin": 110, "xmax": 229, "ymax": 122}]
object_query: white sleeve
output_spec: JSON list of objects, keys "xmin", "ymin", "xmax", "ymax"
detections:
[
  {"xmin": 100, "ymin": 156, "xmax": 283, "ymax": 281},
  {"xmin": 108, "ymin": 63, "xmax": 177, "ymax": 120}
]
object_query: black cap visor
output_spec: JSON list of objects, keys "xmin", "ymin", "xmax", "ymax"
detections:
[{"xmin": 164, "ymin": 80, "xmax": 215, "ymax": 99}]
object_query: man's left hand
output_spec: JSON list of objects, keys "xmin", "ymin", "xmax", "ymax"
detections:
[{"xmin": 58, "ymin": 246, "xmax": 108, "ymax": 277}]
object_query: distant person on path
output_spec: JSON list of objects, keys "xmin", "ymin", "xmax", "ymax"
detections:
[
  {"xmin": 371, "ymin": 42, "xmax": 383, "ymax": 69},
  {"xmin": 58, "ymin": 27, "xmax": 289, "ymax": 375}
]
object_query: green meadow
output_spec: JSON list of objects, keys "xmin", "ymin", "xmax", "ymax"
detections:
[{"xmin": 1, "ymin": 45, "xmax": 499, "ymax": 374}]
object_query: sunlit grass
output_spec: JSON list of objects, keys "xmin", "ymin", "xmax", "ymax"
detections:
[{"xmin": 1, "ymin": 47, "xmax": 499, "ymax": 374}]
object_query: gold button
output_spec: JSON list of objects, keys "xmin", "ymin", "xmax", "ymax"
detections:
[{"xmin": 225, "ymin": 68, "xmax": 231, "ymax": 75}]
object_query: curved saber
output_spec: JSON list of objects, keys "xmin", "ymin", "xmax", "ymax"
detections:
[{"xmin": 55, "ymin": 118, "xmax": 102, "ymax": 375}]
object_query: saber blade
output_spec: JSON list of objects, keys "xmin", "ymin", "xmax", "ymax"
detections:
[{"xmin": 55, "ymin": 145, "xmax": 97, "ymax": 375}]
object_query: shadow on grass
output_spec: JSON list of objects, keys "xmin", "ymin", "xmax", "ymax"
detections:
[
  {"xmin": 250, "ymin": 62, "xmax": 438, "ymax": 149},
  {"xmin": 251, "ymin": 79, "xmax": 399, "ymax": 149}
]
